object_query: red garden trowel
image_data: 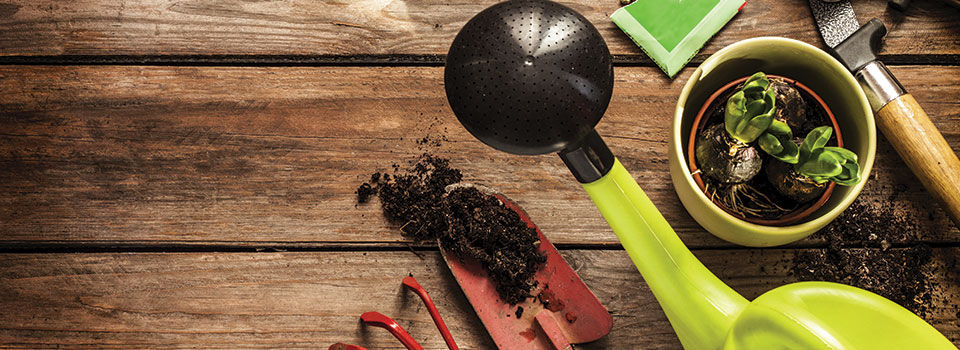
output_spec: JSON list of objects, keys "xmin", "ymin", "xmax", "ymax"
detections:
[{"xmin": 441, "ymin": 184, "xmax": 613, "ymax": 349}]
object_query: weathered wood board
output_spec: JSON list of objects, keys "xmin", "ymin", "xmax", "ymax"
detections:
[
  {"xmin": 0, "ymin": 250, "xmax": 957, "ymax": 348},
  {"xmin": 1, "ymin": 65, "xmax": 958, "ymax": 246},
  {"xmin": 0, "ymin": 0, "xmax": 957, "ymax": 61}
]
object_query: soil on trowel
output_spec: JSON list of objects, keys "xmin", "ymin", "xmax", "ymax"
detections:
[
  {"xmin": 792, "ymin": 201, "xmax": 934, "ymax": 317},
  {"xmin": 357, "ymin": 154, "xmax": 546, "ymax": 304},
  {"xmin": 442, "ymin": 186, "xmax": 547, "ymax": 304}
]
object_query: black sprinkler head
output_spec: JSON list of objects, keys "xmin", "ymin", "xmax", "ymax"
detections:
[{"xmin": 444, "ymin": 0, "xmax": 614, "ymax": 156}]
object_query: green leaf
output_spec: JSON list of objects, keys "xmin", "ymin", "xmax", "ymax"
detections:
[
  {"xmin": 745, "ymin": 99, "xmax": 766, "ymax": 119},
  {"xmin": 797, "ymin": 148, "xmax": 842, "ymax": 177},
  {"xmin": 793, "ymin": 140, "xmax": 862, "ymax": 186},
  {"xmin": 724, "ymin": 72, "xmax": 776, "ymax": 143},
  {"xmin": 823, "ymin": 146, "xmax": 858, "ymax": 162},
  {"xmin": 724, "ymin": 91, "xmax": 746, "ymax": 138},
  {"xmin": 757, "ymin": 120, "xmax": 799, "ymax": 164},
  {"xmin": 778, "ymin": 141, "xmax": 800, "ymax": 164},
  {"xmin": 799, "ymin": 126, "xmax": 833, "ymax": 164},
  {"xmin": 758, "ymin": 133, "xmax": 782, "ymax": 154},
  {"xmin": 808, "ymin": 176, "xmax": 832, "ymax": 184},
  {"xmin": 763, "ymin": 89, "xmax": 776, "ymax": 113},
  {"xmin": 826, "ymin": 148, "xmax": 861, "ymax": 186},
  {"xmin": 742, "ymin": 72, "xmax": 769, "ymax": 94},
  {"xmin": 737, "ymin": 114, "xmax": 772, "ymax": 143},
  {"xmin": 830, "ymin": 160, "xmax": 861, "ymax": 186},
  {"xmin": 766, "ymin": 119, "xmax": 792, "ymax": 137}
]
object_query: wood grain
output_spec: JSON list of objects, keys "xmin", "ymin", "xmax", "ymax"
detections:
[
  {"xmin": 0, "ymin": 1, "xmax": 955, "ymax": 349},
  {"xmin": 0, "ymin": 0, "xmax": 956, "ymax": 59},
  {"xmin": 1, "ymin": 65, "xmax": 958, "ymax": 246},
  {"xmin": 0, "ymin": 250, "xmax": 957, "ymax": 348}
]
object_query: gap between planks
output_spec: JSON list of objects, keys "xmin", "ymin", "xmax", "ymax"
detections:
[
  {"xmin": 0, "ymin": 54, "xmax": 958, "ymax": 67},
  {"xmin": 0, "ymin": 241, "xmax": 957, "ymax": 254}
]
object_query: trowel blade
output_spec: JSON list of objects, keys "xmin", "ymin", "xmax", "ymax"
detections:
[{"xmin": 440, "ymin": 184, "xmax": 612, "ymax": 349}]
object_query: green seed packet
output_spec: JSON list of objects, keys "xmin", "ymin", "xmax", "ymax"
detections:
[{"xmin": 611, "ymin": 0, "xmax": 746, "ymax": 78}]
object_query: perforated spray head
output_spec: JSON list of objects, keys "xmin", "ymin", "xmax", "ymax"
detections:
[{"xmin": 444, "ymin": 0, "xmax": 614, "ymax": 156}]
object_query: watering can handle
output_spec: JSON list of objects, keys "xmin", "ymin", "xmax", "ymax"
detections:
[{"xmin": 580, "ymin": 159, "xmax": 749, "ymax": 349}]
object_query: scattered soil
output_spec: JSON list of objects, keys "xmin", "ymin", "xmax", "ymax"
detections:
[
  {"xmin": 537, "ymin": 284, "xmax": 565, "ymax": 312},
  {"xmin": 357, "ymin": 154, "xmax": 546, "ymax": 304},
  {"xmin": 416, "ymin": 135, "xmax": 448, "ymax": 147},
  {"xmin": 792, "ymin": 201, "xmax": 934, "ymax": 317},
  {"xmin": 356, "ymin": 182, "xmax": 376, "ymax": 203}
]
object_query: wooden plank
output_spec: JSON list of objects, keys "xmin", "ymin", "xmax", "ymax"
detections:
[
  {"xmin": 0, "ymin": 0, "xmax": 957, "ymax": 59},
  {"xmin": 0, "ymin": 65, "xmax": 958, "ymax": 246},
  {"xmin": 0, "ymin": 250, "xmax": 957, "ymax": 348}
]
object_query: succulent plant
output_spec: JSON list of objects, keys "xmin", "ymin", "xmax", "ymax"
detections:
[
  {"xmin": 758, "ymin": 119, "xmax": 800, "ymax": 164},
  {"xmin": 725, "ymin": 72, "xmax": 776, "ymax": 144},
  {"xmin": 794, "ymin": 126, "xmax": 861, "ymax": 186},
  {"xmin": 722, "ymin": 73, "xmax": 861, "ymax": 189},
  {"xmin": 725, "ymin": 72, "xmax": 800, "ymax": 164}
]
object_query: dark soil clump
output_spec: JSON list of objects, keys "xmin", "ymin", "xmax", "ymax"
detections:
[
  {"xmin": 537, "ymin": 284, "xmax": 565, "ymax": 312},
  {"xmin": 356, "ymin": 183, "xmax": 376, "ymax": 203},
  {"xmin": 357, "ymin": 154, "xmax": 546, "ymax": 304},
  {"xmin": 374, "ymin": 155, "xmax": 462, "ymax": 241},
  {"xmin": 792, "ymin": 201, "xmax": 934, "ymax": 317},
  {"xmin": 442, "ymin": 186, "xmax": 546, "ymax": 304}
]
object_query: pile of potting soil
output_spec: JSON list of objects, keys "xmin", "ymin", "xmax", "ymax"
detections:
[
  {"xmin": 792, "ymin": 201, "xmax": 934, "ymax": 317},
  {"xmin": 359, "ymin": 154, "xmax": 462, "ymax": 242},
  {"xmin": 357, "ymin": 154, "xmax": 546, "ymax": 304}
]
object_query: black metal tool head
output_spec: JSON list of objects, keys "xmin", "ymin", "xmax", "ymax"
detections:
[
  {"xmin": 444, "ymin": 0, "xmax": 614, "ymax": 155},
  {"xmin": 832, "ymin": 18, "xmax": 886, "ymax": 72}
]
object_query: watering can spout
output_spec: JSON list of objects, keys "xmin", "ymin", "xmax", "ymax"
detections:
[{"xmin": 581, "ymin": 158, "xmax": 748, "ymax": 349}]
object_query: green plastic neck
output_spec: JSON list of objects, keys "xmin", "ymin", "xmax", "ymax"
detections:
[{"xmin": 581, "ymin": 159, "xmax": 748, "ymax": 349}]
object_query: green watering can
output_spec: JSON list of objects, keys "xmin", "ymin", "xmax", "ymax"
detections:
[{"xmin": 442, "ymin": 1, "xmax": 956, "ymax": 348}]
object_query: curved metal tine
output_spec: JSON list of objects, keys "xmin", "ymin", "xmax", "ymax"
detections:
[
  {"xmin": 360, "ymin": 311, "xmax": 424, "ymax": 350},
  {"xmin": 402, "ymin": 276, "xmax": 459, "ymax": 350}
]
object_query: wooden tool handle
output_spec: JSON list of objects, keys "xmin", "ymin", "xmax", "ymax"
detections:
[{"xmin": 876, "ymin": 94, "xmax": 960, "ymax": 227}]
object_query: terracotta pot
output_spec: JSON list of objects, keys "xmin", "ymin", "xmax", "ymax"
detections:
[{"xmin": 686, "ymin": 75, "xmax": 843, "ymax": 226}]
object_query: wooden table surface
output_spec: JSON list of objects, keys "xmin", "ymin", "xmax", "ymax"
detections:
[{"xmin": 1, "ymin": 0, "xmax": 959, "ymax": 348}]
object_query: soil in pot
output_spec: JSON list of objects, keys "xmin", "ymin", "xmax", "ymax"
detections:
[
  {"xmin": 692, "ymin": 75, "xmax": 840, "ymax": 223},
  {"xmin": 356, "ymin": 153, "xmax": 546, "ymax": 305}
]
